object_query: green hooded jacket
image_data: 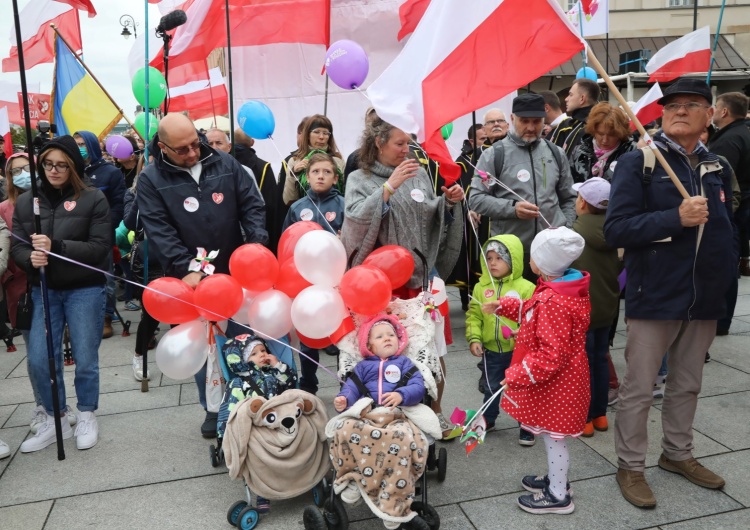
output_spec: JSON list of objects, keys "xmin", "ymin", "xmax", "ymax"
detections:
[{"xmin": 465, "ymin": 234, "xmax": 536, "ymax": 352}]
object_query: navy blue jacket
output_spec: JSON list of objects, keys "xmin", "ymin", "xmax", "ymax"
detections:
[
  {"xmin": 604, "ymin": 132, "xmax": 736, "ymax": 321},
  {"xmin": 77, "ymin": 130, "xmax": 125, "ymax": 231},
  {"xmin": 283, "ymin": 187, "xmax": 345, "ymax": 235},
  {"xmin": 136, "ymin": 134, "xmax": 267, "ymax": 279}
]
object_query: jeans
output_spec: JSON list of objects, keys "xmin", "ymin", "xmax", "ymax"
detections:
[
  {"xmin": 21, "ymin": 330, "xmax": 41, "ymax": 405},
  {"xmin": 586, "ymin": 326, "xmax": 610, "ymax": 420},
  {"xmin": 28, "ymin": 285, "xmax": 105, "ymax": 415},
  {"xmin": 299, "ymin": 344, "xmax": 320, "ymax": 395},
  {"xmin": 120, "ymin": 259, "xmax": 133, "ymax": 301},
  {"xmin": 481, "ymin": 348, "xmax": 512, "ymax": 425}
]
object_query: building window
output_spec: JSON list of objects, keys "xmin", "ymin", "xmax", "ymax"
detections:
[{"xmin": 668, "ymin": 0, "xmax": 694, "ymax": 6}]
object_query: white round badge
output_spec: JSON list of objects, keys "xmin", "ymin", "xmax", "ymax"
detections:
[
  {"xmin": 300, "ymin": 208, "xmax": 314, "ymax": 221},
  {"xmin": 384, "ymin": 365, "xmax": 402, "ymax": 384},
  {"xmin": 609, "ymin": 161, "xmax": 618, "ymax": 172},
  {"xmin": 183, "ymin": 197, "xmax": 199, "ymax": 212},
  {"xmin": 410, "ymin": 189, "xmax": 425, "ymax": 203},
  {"xmin": 517, "ymin": 170, "xmax": 531, "ymax": 183}
]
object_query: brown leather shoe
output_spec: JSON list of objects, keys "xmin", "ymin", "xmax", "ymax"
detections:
[
  {"xmin": 102, "ymin": 315, "xmax": 113, "ymax": 339},
  {"xmin": 616, "ymin": 468, "xmax": 656, "ymax": 508},
  {"xmin": 658, "ymin": 454, "xmax": 725, "ymax": 489}
]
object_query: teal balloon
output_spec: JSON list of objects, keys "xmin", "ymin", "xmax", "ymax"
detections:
[
  {"xmin": 237, "ymin": 100, "xmax": 275, "ymax": 139},
  {"xmin": 441, "ymin": 122, "xmax": 453, "ymax": 140},
  {"xmin": 134, "ymin": 113, "xmax": 158, "ymax": 141},
  {"xmin": 132, "ymin": 67, "xmax": 168, "ymax": 109},
  {"xmin": 576, "ymin": 66, "xmax": 598, "ymax": 81}
]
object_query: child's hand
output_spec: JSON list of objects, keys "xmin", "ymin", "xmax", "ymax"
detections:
[
  {"xmin": 481, "ymin": 301, "xmax": 499, "ymax": 314},
  {"xmin": 469, "ymin": 342, "xmax": 484, "ymax": 357},
  {"xmin": 334, "ymin": 396, "xmax": 347, "ymax": 412},
  {"xmin": 381, "ymin": 392, "xmax": 403, "ymax": 408}
]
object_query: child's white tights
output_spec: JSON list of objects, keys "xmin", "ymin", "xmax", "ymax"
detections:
[{"xmin": 543, "ymin": 433, "xmax": 570, "ymax": 500}]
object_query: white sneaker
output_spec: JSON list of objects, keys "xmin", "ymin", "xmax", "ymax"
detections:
[
  {"xmin": 0, "ymin": 439, "xmax": 10, "ymax": 459},
  {"xmin": 132, "ymin": 355, "xmax": 149, "ymax": 382},
  {"xmin": 29, "ymin": 405, "xmax": 47, "ymax": 434},
  {"xmin": 340, "ymin": 481, "xmax": 361, "ymax": 505},
  {"xmin": 383, "ymin": 520, "xmax": 401, "ymax": 530},
  {"xmin": 20, "ymin": 414, "xmax": 73, "ymax": 453},
  {"xmin": 75, "ymin": 411, "xmax": 98, "ymax": 450}
]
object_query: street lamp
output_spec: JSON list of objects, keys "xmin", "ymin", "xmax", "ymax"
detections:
[{"xmin": 120, "ymin": 14, "xmax": 137, "ymax": 40}]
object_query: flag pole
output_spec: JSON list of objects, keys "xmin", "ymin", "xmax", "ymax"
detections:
[
  {"xmin": 586, "ymin": 49, "xmax": 690, "ymax": 200},
  {"xmin": 12, "ymin": 0, "xmax": 66, "ymax": 461},
  {"xmin": 706, "ymin": 0, "xmax": 727, "ymax": 84},
  {"xmin": 141, "ymin": 0, "xmax": 150, "ymax": 393},
  {"xmin": 50, "ymin": 23, "xmax": 143, "ymax": 142},
  {"xmin": 224, "ymin": 0, "xmax": 235, "ymax": 155}
]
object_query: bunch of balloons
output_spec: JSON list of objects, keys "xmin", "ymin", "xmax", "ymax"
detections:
[{"xmin": 130, "ymin": 66, "xmax": 167, "ymax": 141}]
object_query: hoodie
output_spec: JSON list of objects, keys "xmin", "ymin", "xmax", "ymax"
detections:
[
  {"xmin": 76, "ymin": 130, "xmax": 125, "ymax": 231},
  {"xmin": 465, "ymin": 234, "xmax": 536, "ymax": 353}
]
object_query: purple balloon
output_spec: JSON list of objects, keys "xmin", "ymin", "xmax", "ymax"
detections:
[
  {"xmin": 105, "ymin": 135, "xmax": 134, "ymax": 159},
  {"xmin": 325, "ymin": 40, "xmax": 369, "ymax": 90}
]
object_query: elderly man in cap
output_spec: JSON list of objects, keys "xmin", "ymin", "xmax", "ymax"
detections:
[
  {"xmin": 470, "ymin": 93, "xmax": 576, "ymax": 283},
  {"xmin": 605, "ymin": 78, "xmax": 736, "ymax": 508}
]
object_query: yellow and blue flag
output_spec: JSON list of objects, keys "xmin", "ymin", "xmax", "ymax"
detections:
[{"xmin": 51, "ymin": 35, "xmax": 122, "ymax": 138}]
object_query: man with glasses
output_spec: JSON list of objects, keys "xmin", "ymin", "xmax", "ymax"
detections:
[
  {"xmin": 605, "ymin": 78, "xmax": 735, "ymax": 509},
  {"xmin": 137, "ymin": 113, "xmax": 267, "ymax": 438},
  {"xmin": 481, "ymin": 108, "xmax": 509, "ymax": 149}
]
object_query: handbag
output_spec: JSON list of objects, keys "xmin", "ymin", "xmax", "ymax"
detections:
[{"xmin": 16, "ymin": 283, "xmax": 33, "ymax": 331}]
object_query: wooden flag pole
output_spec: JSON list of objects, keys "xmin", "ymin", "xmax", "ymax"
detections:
[
  {"xmin": 586, "ymin": 48, "xmax": 690, "ymax": 200},
  {"xmin": 51, "ymin": 23, "xmax": 144, "ymax": 142}
]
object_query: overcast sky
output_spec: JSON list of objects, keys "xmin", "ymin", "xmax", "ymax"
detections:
[{"xmin": 0, "ymin": 0, "xmax": 164, "ymax": 120}]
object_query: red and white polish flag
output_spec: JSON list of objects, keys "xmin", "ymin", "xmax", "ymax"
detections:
[
  {"xmin": 368, "ymin": 0, "xmax": 585, "ymax": 185},
  {"xmin": 54, "ymin": 0, "xmax": 97, "ymax": 17},
  {"xmin": 629, "ymin": 83, "xmax": 663, "ymax": 131},
  {"xmin": 646, "ymin": 26, "xmax": 711, "ymax": 83},
  {"xmin": 0, "ymin": 80, "xmax": 41, "ymax": 126},
  {"xmin": 168, "ymin": 66, "xmax": 228, "ymax": 120}
]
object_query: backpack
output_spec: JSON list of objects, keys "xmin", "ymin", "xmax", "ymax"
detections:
[{"xmin": 492, "ymin": 138, "xmax": 565, "ymax": 181}]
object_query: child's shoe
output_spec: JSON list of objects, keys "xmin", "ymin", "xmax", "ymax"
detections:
[
  {"xmin": 383, "ymin": 521, "xmax": 400, "ymax": 530},
  {"xmin": 582, "ymin": 421, "xmax": 595, "ymax": 437},
  {"xmin": 521, "ymin": 475, "xmax": 572, "ymax": 496},
  {"xmin": 592, "ymin": 416, "xmax": 608, "ymax": 431},
  {"xmin": 517, "ymin": 486, "xmax": 575, "ymax": 514},
  {"xmin": 340, "ymin": 482, "xmax": 362, "ymax": 505},
  {"xmin": 519, "ymin": 428, "xmax": 535, "ymax": 446},
  {"xmin": 256, "ymin": 496, "xmax": 270, "ymax": 514},
  {"xmin": 3, "ymin": 336, "xmax": 16, "ymax": 353}
]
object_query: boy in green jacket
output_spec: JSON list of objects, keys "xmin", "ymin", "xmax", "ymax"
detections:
[{"xmin": 466, "ymin": 234, "xmax": 536, "ymax": 441}]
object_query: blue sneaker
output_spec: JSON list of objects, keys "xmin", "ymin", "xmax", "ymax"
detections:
[
  {"xmin": 111, "ymin": 313, "xmax": 121, "ymax": 323},
  {"xmin": 521, "ymin": 475, "xmax": 572, "ymax": 496},
  {"xmin": 517, "ymin": 486, "xmax": 574, "ymax": 514}
]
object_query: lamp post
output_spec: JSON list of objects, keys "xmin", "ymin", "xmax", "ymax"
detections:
[{"xmin": 120, "ymin": 14, "xmax": 138, "ymax": 40}]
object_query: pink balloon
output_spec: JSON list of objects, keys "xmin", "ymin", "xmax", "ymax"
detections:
[
  {"xmin": 294, "ymin": 231, "xmax": 347, "ymax": 287},
  {"xmin": 291, "ymin": 285, "xmax": 348, "ymax": 339},
  {"xmin": 247, "ymin": 289, "xmax": 293, "ymax": 339}
]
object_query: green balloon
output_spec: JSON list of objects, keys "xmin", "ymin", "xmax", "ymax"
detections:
[
  {"xmin": 441, "ymin": 122, "xmax": 453, "ymax": 140},
  {"xmin": 134, "ymin": 112, "xmax": 158, "ymax": 141},
  {"xmin": 132, "ymin": 67, "xmax": 168, "ymax": 109}
]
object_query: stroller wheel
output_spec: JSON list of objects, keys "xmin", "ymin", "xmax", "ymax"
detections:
[
  {"xmin": 437, "ymin": 448, "xmax": 447, "ymax": 483},
  {"xmin": 209, "ymin": 445, "xmax": 219, "ymax": 468},
  {"xmin": 227, "ymin": 501, "xmax": 247, "ymax": 526},
  {"xmin": 323, "ymin": 496, "xmax": 349, "ymax": 530},
  {"xmin": 400, "ymin": 515, "xmax": 431, "ymax": 530},
  {"xmin": 410, "ymin": 502, "xmax": 440, "ymax": 530},
  {"xmin": 312, "ymin": 481, "xmax": 326, "ymax": 507},
  {"xmin": 303, "ymin": 506, "xmax": 327, "ymax": 530},
  {"xmin": 237, "ymin": 506, "xmax": 259, "ymax": 530}
]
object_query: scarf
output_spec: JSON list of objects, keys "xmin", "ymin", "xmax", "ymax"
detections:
[{"xmin": 591, "ymin": 140, "xmax": 620, "ymax": 177}]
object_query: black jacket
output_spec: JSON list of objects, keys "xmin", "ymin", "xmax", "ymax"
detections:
[
  {"xmin": 136, "ymin": 135, "xmax": 268, "ymax": 279},
  {"xmin": 709, "ymin": 119, "xmax": 750, "ymax": 201},
  {"xmin": 77, "ymin": 130, "xmax": 125, "ymax": 231},
  {"xmin": 550, "ymin": 106, "xmax": 594, "ymax": 158},
  {"xmin": 11, "ymin": 180, "xmax": 111, "ymax": 289},
  {"xmin": 569, "ymin": 135, "xmax": 637, "ymax": 184}
]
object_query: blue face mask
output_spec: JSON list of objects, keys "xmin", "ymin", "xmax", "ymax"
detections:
[
  {"xmin": 79, "ymin": 146, "xmax": 88, "ymax": 159},
  {"xmin": 13, "ymin": 171, "xmax": 32, "ymax": 190}
]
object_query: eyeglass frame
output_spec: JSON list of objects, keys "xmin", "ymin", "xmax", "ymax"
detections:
[
  {"xmin": 663, "ymin": 102, "xmax": 711, "ymax": 113},
  {"xmin": 161, "ymin": 138, "xmax": 203, "ymax": 156},
  {"xmin": 484, "ymin": 118, "xmax": 508, "ymax": 126},
  {"xmin": 310, "ymin": 128, "xmax": 332, "ymax": 137},
  {"xmin": 41, "ymin": 161, "xmax": 70, "ymax": 173},
  {"xmin": 9, "ymin": 164, "xmax": 30, "ymax": 177}
]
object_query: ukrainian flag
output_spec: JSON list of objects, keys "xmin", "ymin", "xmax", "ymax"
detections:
[{"xmin": 51, "ymin": 35, "xmax": 122, "ymax": 137}]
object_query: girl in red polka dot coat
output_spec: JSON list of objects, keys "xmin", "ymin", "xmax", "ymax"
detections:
[{"xmin": 482, "ymin": 227, "xmax": 591, "ymax": 515}]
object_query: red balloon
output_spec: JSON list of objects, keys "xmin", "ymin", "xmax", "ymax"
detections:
[
  {"xmin": 297, "ymin": 331, "xmax": 332, "ymax": 349},
  {"xmin": 339, "ymin": 265, "xmax": 392, "ymax": 316},
  {"xmin": 330, "ymin": 316, "xmax": 355, "ymax": 344},
  {"xmin": 194, "ymin": 274, "xmax": 243, "ymax": 322},
  {"xmin": 229, "ymin": 244, "xmax": 279, "ymax": 291},
  {"xmin": 143, "ymin": 277, "xmax": 200, "ymax": 324},
  {"xmin": 277, "ymin": 221, "xmax": 323, "ymax": 264},
  {"xmin": 362, "ymin": 245, "xmax": 415, "ymax": 289},
  {"xmin": 275, "ymin": 258, "xmax": 312, "ymax": 298}
]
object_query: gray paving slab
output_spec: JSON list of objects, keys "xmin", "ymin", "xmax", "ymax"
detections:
[
  {"xmin": 0, "ymin": 500, "xmax": 52, "ymax": 530},
  {"xmin": 732, "ymin": 294, "xmax": 750, "ymax": 317},
  {"xmin": 0, "ymin": 425, "xmax": 31, "ymax": 475},
  {"xmin": 696, "ymin": 450, "xmax": 750, "ymax": 508},
  {"xmin": 709, "ymin": 334, "xmax": 750, "ymax": 375},
  {"xmin": 348, "ymin": 503, "xmax": 476, "ymax": 529},
  {"xmin": 0, "ymin": 376, "xmax": 36, "ymax": 407},
  {"xmin": 693, "ymin": 357, "xmax": 750, "ymax": 398},
  {"xmin": 692, "ymin": 391, "xmax": 750, "ymax": 451},
  {"xmin": 660, "ymin": 509, "xmax": 750, "ymax": 529},
  {"xmin": 460, "ymin": 469, "xmax": 742, "ymax": 529},
  {"xmin": 0, "ymin": 352, "xmax": 25, "ymax": 379},
  {"xmin": 0, "ymin": 404, "xmax": 16, "ymax": 429}
]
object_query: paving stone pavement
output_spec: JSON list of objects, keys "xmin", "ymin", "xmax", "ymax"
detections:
[{"xmin": 1, "ymin": 280, "xmax": 749, "ymax": 530}]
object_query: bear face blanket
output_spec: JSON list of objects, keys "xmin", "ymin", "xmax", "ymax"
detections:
[
  {"xmin": 327, "ymin": 399, "xmax": 436, "ymax": 525},
  {"xmin": 224, "ymin": 389, "xmax": 329, "ymax": 500}
]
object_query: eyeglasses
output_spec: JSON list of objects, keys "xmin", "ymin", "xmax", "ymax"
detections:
[
  {"xmin": 162, "ymin": 139, "xmax": 203, "ymax": 156},
  {"xmin": 41, "ymin": 161, "xmax": 70, "ymax": 173},
  {"xmin": 10, "ymin": 165, "xmax": 30, "ymax": 177},
  {"xmin": 664, "ymin": 102, "xmax": 710, "ymax": 113},
  {"xmin": 485, "ymin": 119, "xmax": 507, "ymax": 126},
  {"xmin": 311, "ymin": 129, "xmax": 331, "ymax": 137}
]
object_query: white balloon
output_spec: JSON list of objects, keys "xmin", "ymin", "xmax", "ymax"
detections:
[
  {"xmin": 431, "ymin": 277, "xmax": 447, "ymax": 306},
  {"xmin": 247, "ymin": 289, "xmax": 293, "ymax": 339},
  {"xmin": 231, "ymin": 288, "xmax": 260, "ymax": 325},
  {"xmin": 294, "ymin": 230, "xmax": 347, "ymax": 287},
  {"xmin": 155, "ymin": 320, "xmax": 209, "ymax": 380},
  {"xmin": 291, "ymin": 285, "xmax": 347, "ymax": 339}
]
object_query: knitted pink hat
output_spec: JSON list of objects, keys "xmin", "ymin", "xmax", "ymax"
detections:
[{"xmin": 358, "ymin": 313, "xmax": 408, "ymax": 358}]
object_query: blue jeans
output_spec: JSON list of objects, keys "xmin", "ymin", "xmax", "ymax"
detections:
[
  {"xmin": 482, "ymin": 348, "xmax": 512, "ymax": 425},
  {"xmin": 586, "ymin": 326, "xmax": 610, "ymax": 420},
  {"xmin": 21, "ymin": 330, "xmax": 41, "ymax": 405},
  {"xmin": 29, "ymin": 285, "xmax": 105, "ymax": 415}
]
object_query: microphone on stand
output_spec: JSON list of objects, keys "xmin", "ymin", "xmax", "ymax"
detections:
[{"xmin": 155, "ymin": 10, "xmax": 187, "ymax": 36}]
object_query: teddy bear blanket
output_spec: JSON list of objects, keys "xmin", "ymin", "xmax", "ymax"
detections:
[
  {"xmin": 224, "ymin": 389, "xmax": 329, "ymax": 500},
  {"xmin": 326, "ymin": 398, "xmax": 440, "ymax": 525}
]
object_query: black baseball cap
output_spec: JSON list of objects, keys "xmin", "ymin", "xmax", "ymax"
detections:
[
  {"xmin": 512, "ymin": 93, "xmax": 546, "ymax": 118},
  {"xmin": 657, "ymin": 78, "xmax": 712, "ymax": 105}
]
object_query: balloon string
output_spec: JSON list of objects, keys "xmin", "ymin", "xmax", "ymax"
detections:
[
  {"xmin": 11, "ymin": 232, "xmax": 344, "ymax": 384},
  {"xmin": 265, "ymin": 137, "xmax": 338, "ymax": 235}
]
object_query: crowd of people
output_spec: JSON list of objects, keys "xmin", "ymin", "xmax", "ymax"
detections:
[{"xmin": 0, "ymin": 74, "xmax": 747, "ymax": 517}]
